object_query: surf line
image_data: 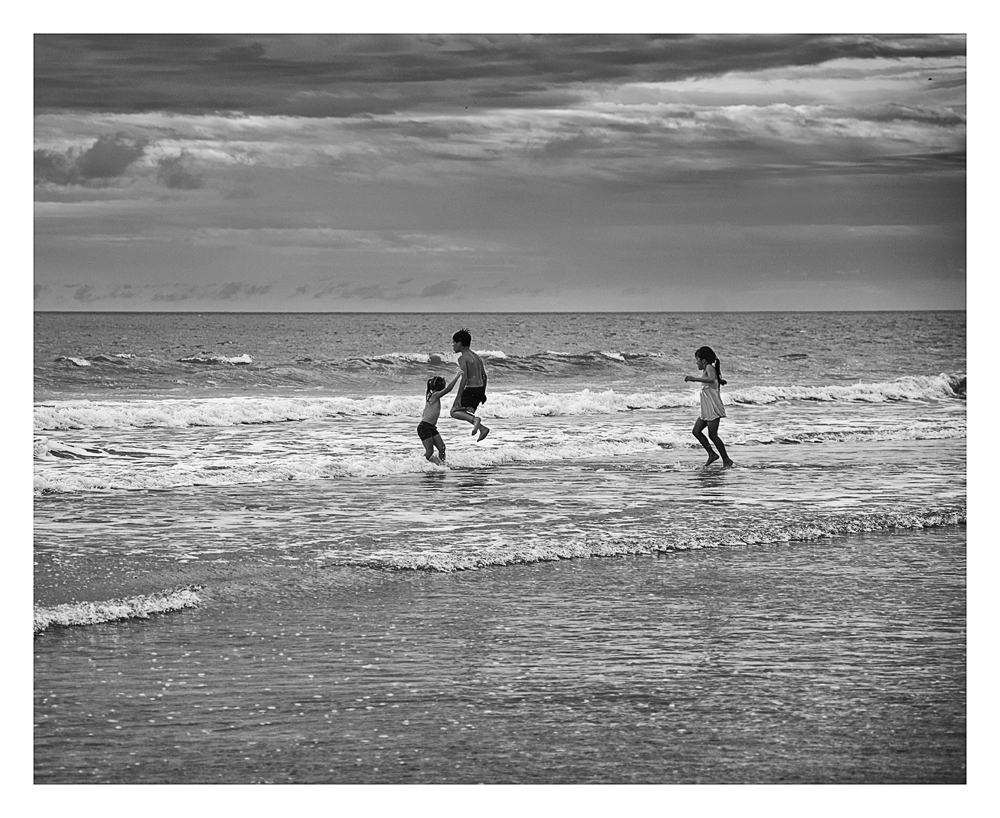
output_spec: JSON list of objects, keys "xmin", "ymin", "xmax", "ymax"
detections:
[{"xmin": 33, "ymin": 584, "xmax": 204, "ymax": 634}]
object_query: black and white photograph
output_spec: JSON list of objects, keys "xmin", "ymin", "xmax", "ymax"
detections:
[{"xmin": 30, "ymin": 15, "xmax": 974, "ymax": 798}]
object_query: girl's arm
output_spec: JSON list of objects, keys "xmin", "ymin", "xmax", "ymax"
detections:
[
  {"xmin": 431, "ymin": 373, "xmax": 461, "ymax": 400},
  {"xmin": 684, "ymin": 364, "xmax": 717, "ymax": 384}
]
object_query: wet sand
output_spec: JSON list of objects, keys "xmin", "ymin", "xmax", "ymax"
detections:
[{"xmin": 34, "ymin": 526, "xmax": 965, "ymax": 784}]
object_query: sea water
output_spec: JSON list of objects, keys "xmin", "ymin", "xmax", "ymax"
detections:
[{"xmin": 33, "ymin": 311, "xmax": 966, "ymax": 783}]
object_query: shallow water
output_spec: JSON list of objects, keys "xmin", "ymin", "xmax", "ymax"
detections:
[
  {"xmin": 34, "ymin": 311, "xmax": 966, "ymax": 783},
  {"xmin": 34, "ymin": 429, "xmax": 965, "ymax": 602},
  {"xmin": 34, "ymin": 527, "xmax": 965, "ymax": 784}
]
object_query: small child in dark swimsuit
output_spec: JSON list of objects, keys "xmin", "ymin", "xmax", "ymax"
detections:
[{"xmin": 418, "ymin": 374, "xmax": 459, "ymax": 464}]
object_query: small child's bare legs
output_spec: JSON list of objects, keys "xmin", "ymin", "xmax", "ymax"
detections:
[{"xmin": 423, "ymin": 435, "xmax": 446, "ymax": 464}]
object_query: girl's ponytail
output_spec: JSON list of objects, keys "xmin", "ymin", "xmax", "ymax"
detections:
[
  {"xmin": 695, "ymin": 345, "xmax": 727, "ymax": 388},
  {"xmin": 716, "ymin": 358, "xmax": 727, "ymax": 387}
]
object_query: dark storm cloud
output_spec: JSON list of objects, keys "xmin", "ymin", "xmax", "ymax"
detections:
[
  {"xmin": 34, "ymin": 34, "xmax": 967, "ymax": 118},
  {"xmin": 34, "ymin": 149, "xmax": 77, "ymax": 186},
  {"xmin": 77, "ymin": 133, "xmax": 149, "ymax": 178},
  {"xmin": 35, "ymin": 132, "xmax": 149, "ymax": 185}
]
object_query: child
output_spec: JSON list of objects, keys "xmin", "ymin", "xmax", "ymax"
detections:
[
  {"xmin": 449, "ymin": 328, "xmax": 491, "ymax": 441},
  {"xmin": 684, "ymin": 345, "xmax": 734, "ymax": 468},
  {"xmin": 418, "ymin": 373, "xmax": 460, "ymax": 464}
]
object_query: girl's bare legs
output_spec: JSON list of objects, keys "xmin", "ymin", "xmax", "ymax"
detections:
[
  {"xmin": 706, "ymin": 418, "xmax": 734, "ymax": 468},
  {"xmin": 692, "ymin": 418, "xmax": 720, "ymax": 465}
]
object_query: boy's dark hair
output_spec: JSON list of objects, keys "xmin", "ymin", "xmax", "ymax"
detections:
[{"xmin": 452, "ymin": 329, "xmax": 472, "ymax": 347}]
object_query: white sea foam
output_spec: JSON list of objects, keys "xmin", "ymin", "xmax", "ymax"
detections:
[
  {"xmin": 327, "ymin": 506, "xmax": 966, "ymax": 572},
  {"xmin": 178, "ymin": 353, "xmax": 253, "ymax": 365},
  {"xmin": 30, "ymin": 409, "xmax": 967, "ymax": 493},
  {"xmin": 32, "ymin": 430, "xmax": 680, "ymax": 493},
  {"xmin": 33, "ymin": 395, "xmax": 419, "ymax": 431},
  {"xmin": 733, "ymin": 374, "xmax": 963, "ymax": 405},
  {"xmin": 33, "ymin": 374, "xmax": 963, "ymax": 432},
  {"xmin": 33, "ymin": 585, "xmax": 203, "ymax": 633},
  {"xmin": 376, "ymin": 352, "xmax": 434, "ymax": 364}
]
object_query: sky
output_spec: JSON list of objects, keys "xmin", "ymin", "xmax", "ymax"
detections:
[{"xmin": 32, "ymin": 31, "xmax": 967, "ymax": 312}]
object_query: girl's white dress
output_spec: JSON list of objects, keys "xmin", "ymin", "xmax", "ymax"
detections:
[{"xmin": 699, "ymin": 363, "xmax": 726, "ymax": 421}]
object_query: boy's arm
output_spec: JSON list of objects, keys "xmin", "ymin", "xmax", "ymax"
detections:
[{"xmin": 456, "ymin": 356, "xmax": 471, "ymax": 390}]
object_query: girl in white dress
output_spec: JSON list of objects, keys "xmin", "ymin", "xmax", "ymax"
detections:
[{"xmin": 684, "ymin": 345, "xmax": 734, "ymax": 468}]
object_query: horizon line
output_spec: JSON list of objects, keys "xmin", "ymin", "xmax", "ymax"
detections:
[{"xmin": 33, "ymin": 308, "xmax": 967, "ymax": 315}]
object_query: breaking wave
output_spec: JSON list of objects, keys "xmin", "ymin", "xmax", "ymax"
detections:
[
  {"xmin": 34, "ymin": 585, "xmax": 203, "ymax": 634},
  {"xmin": 34, "ymin": 374, "xmax": 965, "ymax": 432},
  {"xmin": 327, "ymin": 506, "xmax": 966, "ymax": 572}
]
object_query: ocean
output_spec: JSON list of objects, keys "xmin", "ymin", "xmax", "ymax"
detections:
[{"xmin": 33, "ymin": 311, "xmax": 966, "ymax": 784}]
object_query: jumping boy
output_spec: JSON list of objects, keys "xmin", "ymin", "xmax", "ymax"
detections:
[{"xmin": 450, "ymin": 329, "xmax": 491, "ymax": 441}]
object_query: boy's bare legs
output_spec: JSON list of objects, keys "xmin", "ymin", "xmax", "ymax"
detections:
[
  {"xmin": 692, "ymin": 419, "xmax": 720, "ymax": 466},
  {"xmin": 451, "ymin": 407, "xmax": 490, "ymax": 441}
]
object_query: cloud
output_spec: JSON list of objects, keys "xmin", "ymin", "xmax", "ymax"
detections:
[
  {"xmin": 31, "ymin": 34, "xmax": 967, "ymax": 313},
  {"xmin": 309, "ymin": 277, "xmax": 464, "ymax": 303},
  {"xmin": 339, "ymin": 283, "xmax": 386, "ymax": 301},
  {"xmin": 419, "ymin": 280, "xmax": 459, "ymax": 298},
  {"xmin": 35, "ymin": 132, "xmax": 149, "ymax": 186},
  {"xmin": 148, "ymin": 282, "xmax": 274, "ymax": 302},
  {"xmin": 34, "ymin": 150, "xmax": 77, "ymax": 185},
  {"xmin": 152, "ymin": 290, "xmax": 195, "ymax": 302},
  {"xmin": 217, "ymin": 282, "xmax": 273, "ymax": 300},
  {"xmin": 156, "ymin": 151, "xmax": 204, "ymax": 189},
  {"xmin": 77, "ymin": 133, "xmax": 149, "ymax": 178},
  {"xmin": 34, "ymin": 34, "xmax": 966, "ymax": 118}
]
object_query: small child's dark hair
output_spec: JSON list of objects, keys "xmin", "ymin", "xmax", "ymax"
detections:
[
  {"xmin": 452, "ymin": 328, "xmax": 472, "ymax": 347},
  {"xmin": 427, "ymin": 376, "xmax": 446, "ymax": 396}
]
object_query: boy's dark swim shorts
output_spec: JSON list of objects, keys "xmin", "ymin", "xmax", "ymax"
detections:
[
  {"xmin": 459, "ymin": 386, "xmax": 487, "ymax": 411},
  {"xmin": 417, "ymin": 421, "xmax": 439, "ymax": 440}
]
